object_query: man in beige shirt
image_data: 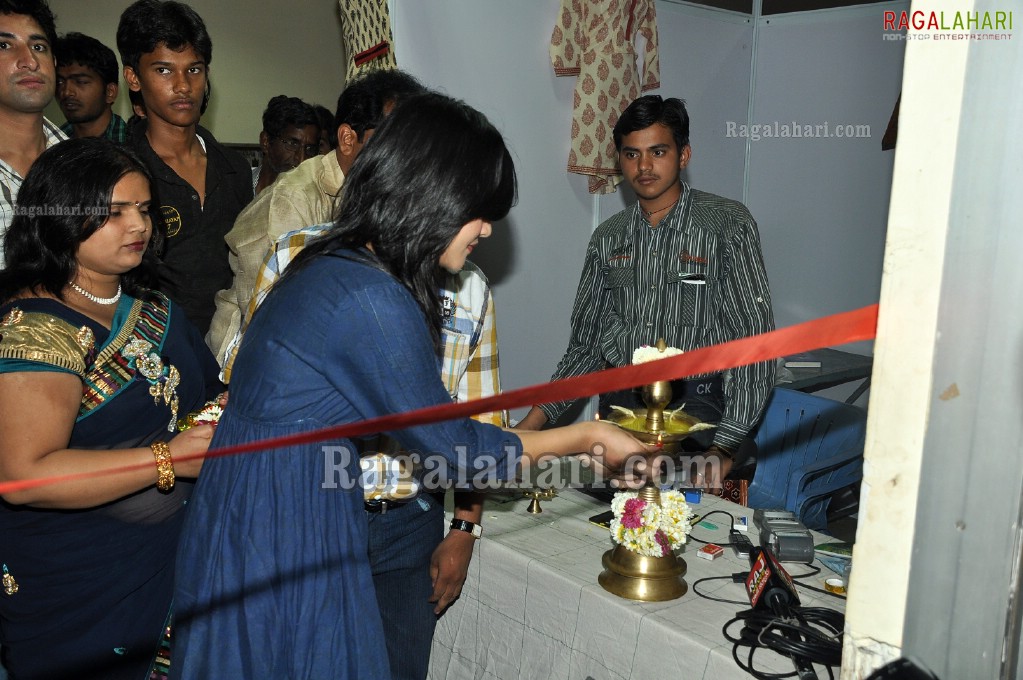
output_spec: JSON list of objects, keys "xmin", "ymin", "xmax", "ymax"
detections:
[{"xmin": 206, "ymin": 69, "xmax": 423, "ymax": 362}]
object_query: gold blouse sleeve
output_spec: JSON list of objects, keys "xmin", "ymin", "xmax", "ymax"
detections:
[{"xmin": 0, "ymin": 307, "xmax": 95, "ymax": 377}]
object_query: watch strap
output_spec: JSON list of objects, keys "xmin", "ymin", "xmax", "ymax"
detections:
[{"xmin": 450, "ymin": 518, "xmax": 482, "ymax": 539}]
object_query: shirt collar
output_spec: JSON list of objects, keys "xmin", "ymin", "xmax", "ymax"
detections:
[{"xmin": 319, "ymin": 152, "xmax": 346, "ymax": 198}]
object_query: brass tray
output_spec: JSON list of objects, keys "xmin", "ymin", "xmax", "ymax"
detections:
[{"xmin": 605, "ymin": 407, "xmax": 703, "ymax": 453}]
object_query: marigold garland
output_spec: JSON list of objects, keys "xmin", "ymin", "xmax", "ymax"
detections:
[{"xmin": 609, "ymin": 490, "xmax": 693, "ymax": 558}]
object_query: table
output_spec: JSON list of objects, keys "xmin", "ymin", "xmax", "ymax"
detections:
[
  {"xmin": 429, "ymin": 489, "xmax": 845, "ymax": 680},
  {"xmin": 779, "ymin": 348, "xmax": 873, "ymax": 404}
]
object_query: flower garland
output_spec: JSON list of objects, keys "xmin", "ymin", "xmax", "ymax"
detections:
[
  {"xmin": 632, "ymin": 344, "xmax": 684, "ymax": 365},
  {"xmin": 176, "ymin": 398, "xmax": 224, "ymax": 431},
  {"xmin": 609, "ymin": 490, "xmax": 693, "ymax": 558}
]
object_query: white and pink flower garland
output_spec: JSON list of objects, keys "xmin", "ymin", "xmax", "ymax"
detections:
[{"xmin": 609, "ymin": 490, "xmax": 694, "ymax": 558}]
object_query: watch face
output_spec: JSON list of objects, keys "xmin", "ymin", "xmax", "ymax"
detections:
[{"xmin": 453, "ymin": 519, "xmax": 482, "ymax": 538}]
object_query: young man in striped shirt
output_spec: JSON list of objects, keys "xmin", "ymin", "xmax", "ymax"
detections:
[{"xmin": 518, "ymin": 95, "xmax": 775, "ymax": 489}]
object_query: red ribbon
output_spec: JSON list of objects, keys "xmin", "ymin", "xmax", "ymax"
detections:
[{"xmin": 0, "ymin": 304, "xmax": 877, "ymax": 497}]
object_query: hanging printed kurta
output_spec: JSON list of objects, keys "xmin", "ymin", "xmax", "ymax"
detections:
[
  {"xmin": 550, "ymin": 0, "xmax": 660, "ymax": 194},
  {"xmin": 338, "ymin": 0, "xmax": 398, "ymax": 81}
]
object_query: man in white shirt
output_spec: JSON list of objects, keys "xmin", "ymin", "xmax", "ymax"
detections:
[{"xmin": 0, "ymin": 0, "xmax": 66, "ymax": 267}]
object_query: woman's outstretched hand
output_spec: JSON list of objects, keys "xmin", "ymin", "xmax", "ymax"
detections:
[{"xmin": 576, "ymin": 421, "xmax": 661, "ymax": 489}]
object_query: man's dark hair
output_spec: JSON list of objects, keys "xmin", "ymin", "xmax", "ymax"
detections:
[
  {"xmin": 286, "ymin": 92, "xmax": 516, "ymax": 349},
  {"xmin": 116, "ymin": 0, "xmax": 212, "ymax": 75},
  {"xmin": 334, "ymin": 69, "xmax": 424, "ymax": 142},
  {"xmin": 313, "ymin": 104, "xmax": 335, "ymax": 149},
  {"xmin": 0, "ymin": 138, "xmax": 164, "ymax": 303},
  {"xmin": 54, "ymin": 32, "xmax": 119, "ymax": 85},
  {"xmin": 0, "ymin": 0, "xmax": 57, "ymax": 50},
  {"xmin": 613, "ymin": 95, "xmax": 690, "ymax": 153},
  {"xmin": 262, "ymin": 95, "xmax": 319, "ymax": 140}
]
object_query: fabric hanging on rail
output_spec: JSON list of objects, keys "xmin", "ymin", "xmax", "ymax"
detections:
[
  {"xmin": 338, "ymin": 0, "xmax": 398, "ymax": 81},
  {"xmin": 550, "ymin": 0, "xmax": 660, "ymax": 194}
]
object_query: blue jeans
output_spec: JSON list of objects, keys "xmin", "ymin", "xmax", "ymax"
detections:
[{"xmin": 366, "ymin": 494, "xmax": 443, "ymax": 680}]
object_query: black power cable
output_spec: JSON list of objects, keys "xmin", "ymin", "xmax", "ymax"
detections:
[
  {"xmin": 688, "ymin": 513, "xmax": 846, "ymax": 677},
  {"xmin": 722, "ymin": 605, "xmax": 844, "ymax": 680}
]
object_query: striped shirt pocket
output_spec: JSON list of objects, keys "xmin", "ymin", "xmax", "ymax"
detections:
[{"xmin": 666, "ymin": 267, "xmax": 713, "ymax": 327}]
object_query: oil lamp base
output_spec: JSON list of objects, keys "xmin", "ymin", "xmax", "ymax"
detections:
[{"xmin": 598, "ymin": 544, "xmax": 688, "ymax": 602}]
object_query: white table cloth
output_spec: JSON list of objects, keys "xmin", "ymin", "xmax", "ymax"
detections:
[{"xmin": 430, "ymin": 488, "xmax": 845, "ymax": 680}]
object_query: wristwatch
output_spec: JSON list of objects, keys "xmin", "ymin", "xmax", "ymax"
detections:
[{"xmin": 450, "ymin": 518, "xmax": 483, "ymax": 539}]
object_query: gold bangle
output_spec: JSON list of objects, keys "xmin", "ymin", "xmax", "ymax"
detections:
[{"xmin": 151, "ymin": 441, "xmax": 175, "ymax": 492}]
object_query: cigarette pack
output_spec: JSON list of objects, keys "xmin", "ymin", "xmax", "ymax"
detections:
[{"xmin": 696, "ymin": 543, "xmax": 724, "ymax": 561}]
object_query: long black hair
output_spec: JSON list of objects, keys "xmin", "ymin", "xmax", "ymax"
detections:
[
  {"xmin": 0, "ymin": 137, "xmax": 164, "ymax": 304},
  {"xmin": 283, "ymin": 91, "xmax": 517, "ymax": 348}
]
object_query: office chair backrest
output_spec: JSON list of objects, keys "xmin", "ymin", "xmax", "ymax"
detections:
[{"xmin": 748, "ymin": 388, "xmax": 867, "ymax": 531}]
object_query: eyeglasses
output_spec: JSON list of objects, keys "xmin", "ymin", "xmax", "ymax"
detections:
[{"xmin": 274, "ymin": 136, "xmax": 320, "ymax": 157}]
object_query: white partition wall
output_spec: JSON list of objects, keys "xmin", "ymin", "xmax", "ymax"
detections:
[
  {"xmin": 747, "ymin": 4, "xmax": 905, "ymax": 337},
  {"xmin": 393, "ymin": 0, "xmax": 602, "ymax": 423},
  {"xmin": 394, "ymin": 0, "xmax": 904, "ymax": 419}
]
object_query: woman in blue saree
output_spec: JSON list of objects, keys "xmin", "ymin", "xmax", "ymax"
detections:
[{"xmin": 0, "ymin": 139, "xmax": 222, "ymax": 679}]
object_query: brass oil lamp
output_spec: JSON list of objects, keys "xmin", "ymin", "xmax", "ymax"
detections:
[{"xmin": 598, "ymin": 340, "xmax": 695, "ymax": 602}]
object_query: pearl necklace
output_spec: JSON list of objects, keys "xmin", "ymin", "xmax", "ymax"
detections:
[{"xmin": 69, "ymin": 281, "xmax": 122, "ymax": 305}]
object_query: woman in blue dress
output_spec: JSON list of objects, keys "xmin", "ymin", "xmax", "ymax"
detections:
[
  {"xmin": 0, "ymin": 139, "xmax": 222, "ymax": 679},
  {"xmin": 170, "ymin": 92, "xmax": 653, "ymax": 678}
]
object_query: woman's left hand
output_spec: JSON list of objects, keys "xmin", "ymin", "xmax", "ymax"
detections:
[{"xmin": 168, "ymin": 424, "xmax": 216, "ymax": 478}]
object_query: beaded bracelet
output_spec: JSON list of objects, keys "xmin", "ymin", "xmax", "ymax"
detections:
[{"xmin": 151, "ymin": 441, "xmax": 175, "ymax": 492}]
